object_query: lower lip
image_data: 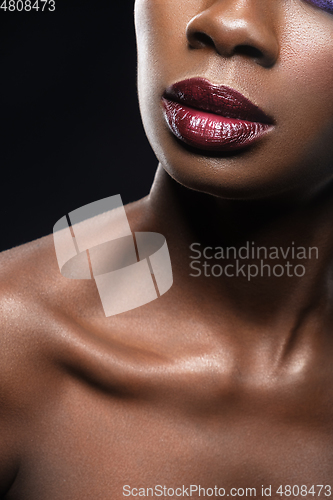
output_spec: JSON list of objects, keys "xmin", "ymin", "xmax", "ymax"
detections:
[{"xmin": 162, "ymin": 98, "xmax": 273, "ymax": 152}]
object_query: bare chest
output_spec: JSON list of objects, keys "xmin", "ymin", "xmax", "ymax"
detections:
[{"xmin": 10, "ymin": 368, "xmax": 333, "ymax": 500}]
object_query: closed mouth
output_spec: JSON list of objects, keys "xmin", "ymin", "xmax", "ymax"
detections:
[{"xmin": 162, "ymin": 78, "xmax": 275, "ymax": 152}]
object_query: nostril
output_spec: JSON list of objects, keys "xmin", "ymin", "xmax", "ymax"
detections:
[
  {"xmin": 188, "ymin": 33, "xmax": 265, "ymax": 61},
  {"xmin": 188, "ymin": 31, "xmax": 215, "ymax": 49},
  {"xmin": 186, "ymin": 8, "xmax": 279, "ymax": 68},
  {"xmin": 235, "ymin": 45, "xmax": 263, "ymax": 59}
]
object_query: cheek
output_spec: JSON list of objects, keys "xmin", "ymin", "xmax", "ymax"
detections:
[
  {"xmin": 135, "ymin": 0, "xmax": 201, "ymax": 79},
  {"xmin": 291, "ymin": 51, "xmax": 333, "ymax": 117},
  {"xmin": 276, "ymin": 13, "xmax": 333, "ymax": 134},
  {"xmin": 135, "ymin": 0, "xmax": 188, "ymax": 47},
  {"xmin": 135, "ymin": 0, "xmax": 174, "ymax": 85}
]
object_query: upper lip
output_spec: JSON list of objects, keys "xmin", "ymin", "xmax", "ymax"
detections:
[{"xmin": 163, "ymin": 78, "xmax": 274, "ymax": 125}]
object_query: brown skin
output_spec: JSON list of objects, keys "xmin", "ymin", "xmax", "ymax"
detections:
[
  {"xmin": 1, "ymin": 0, "xmax": 333, "ymax": 498},
  {"xmin": 137, "ymin": 0, "xmax": 333, "ymax": 200}
]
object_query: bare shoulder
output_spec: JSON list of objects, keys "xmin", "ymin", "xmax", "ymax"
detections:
[
  {"xmin": 0, "ymin": 213, "xmax": 98, "ymax": 328},
  {"xmin": 0, "ymin": 197, "xmax": 152, "ymax": 494},
  {"xmin": 0, "ymin": 228, "xmax": 65, "ymax": 363},
  {"xmin": 0, "ymin": 195, "xmax": 150, "ymax": 320},
  {"xmin": 0, "ymin": 232, "xmax": 64, "ymax": 494},
  {"xmin": 0, "ymin": 196, "xmax": 153, "ymax": 413}
]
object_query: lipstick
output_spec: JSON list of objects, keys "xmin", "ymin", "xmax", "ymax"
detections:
[{"xmin": 162, "ymin": 78, "xmax": 274, "ymax": 152}]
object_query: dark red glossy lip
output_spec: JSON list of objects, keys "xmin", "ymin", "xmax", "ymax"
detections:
[
  {"xmin": 162, "ymin": 78, "xmax": 275, "ymax": 152},
  {"xmin": 163, "ymin": 77, "xmax": 274, "ymax": 125}
]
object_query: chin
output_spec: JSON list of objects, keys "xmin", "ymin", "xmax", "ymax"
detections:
[
  {"xmin": 164, "ymin": 165, "xmax": 291, "ymax": 201},
  {"xmin": 143, "ymin": 107, "xmax": 333, "ymax": 202},
  {"xmin": 150, "ymin": 140, "xmax": 296, "ymax": 202}
]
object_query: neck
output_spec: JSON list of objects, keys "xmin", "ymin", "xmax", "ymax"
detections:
[{"xmin": 145, "ymin": 164, "xmax": 333, "ymax": 343}]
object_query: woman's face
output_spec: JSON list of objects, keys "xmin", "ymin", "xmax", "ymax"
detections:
[{"xmin": 134, "ymin": 0, "xmax": 333, "ymax": 200}]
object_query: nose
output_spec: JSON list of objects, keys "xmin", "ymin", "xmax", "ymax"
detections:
[{"xmin": 186, "ymin": 0, "xmax": 279, "ymax": 68}]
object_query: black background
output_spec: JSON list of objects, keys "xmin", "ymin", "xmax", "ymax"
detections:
[{"xmin": 0, "ymin": 0, "xmax": 157, "ymax": 252}]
